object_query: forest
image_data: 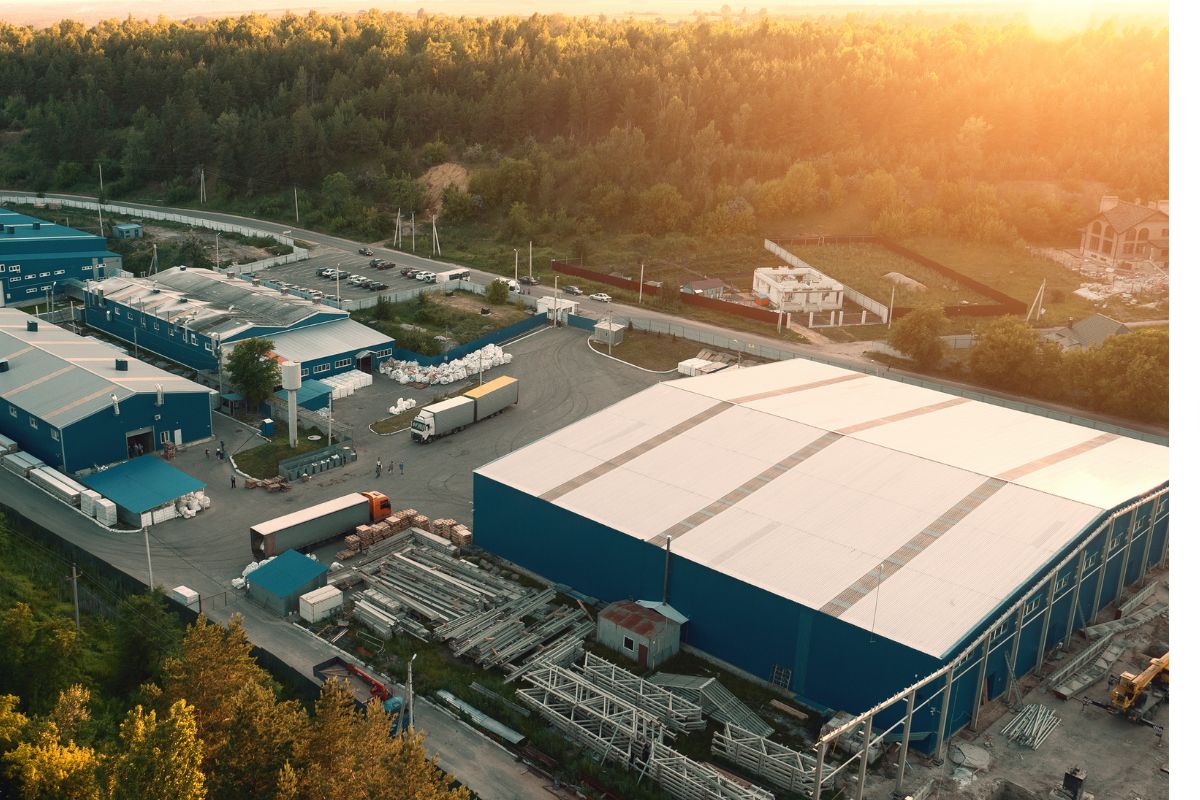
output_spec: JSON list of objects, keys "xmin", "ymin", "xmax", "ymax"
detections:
[{"xmin": 0, "ymin": 12, "xmax": 1169, "ymax": 244}]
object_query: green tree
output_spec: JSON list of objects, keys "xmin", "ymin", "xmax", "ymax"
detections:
[
  {"xmin": 107, "ymin": 700, "xmax": 205, "ymax": 800},
  {"xmin": 110, "ymin": 589, "xmax": 182, "ymax": 695},
  {"xmin": 485, "ymin": 279, "xmax": 509, "ymax": 305},
  {"xmin": 373, "ymin": 297, "xmax": 395, "ymax": 322},
  {"xmin": 635, "ymin": 183, "xmax": 690, "ymax": 233},
  {"xmin": 176, "ymin": 233, "xmax": 211, "ymax": 270},
  {"xmin": 1074, "ymin": 329, "xmax": 1168, "ymax": 425},
  {"xmin": 225, "ymin": 339, "xmax": 280, "ymax": 412},
  {"xmin": 968, "ymin": 316, "xmax": 1058, "ymax": 393},
  {"xmin": 0, "ymin": 604, "xmax": 81, "ymax": 712},
  {"xmin": 888, "ymin": 305, "xmax": 949, "ymax": 369},
  {"xmin": 501, "ymin": 202, "xmax": 532, "ymax": 240}
]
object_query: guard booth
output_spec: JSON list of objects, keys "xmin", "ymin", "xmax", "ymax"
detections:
[
  {"xmin": 536, "ymin": 296, "xmax": 579, "ymax": 324},
  {"xmin": 591, "ymin": 320, "xmax": 626, "ymax": 348}
]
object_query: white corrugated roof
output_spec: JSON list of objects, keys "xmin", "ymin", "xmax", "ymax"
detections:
[
  {"xmin": 268, "ymin": 318, "xmax": 393, "ymax": 364},
  {"xmin": 477, "ymin": 358, "xmax": 1168, "ymax": 658}
]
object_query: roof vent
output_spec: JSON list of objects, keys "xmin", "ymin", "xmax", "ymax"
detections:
[
  {"xmin": 26, "ymin": 320, "xmax": 37, "ymax": 333},
  {"xmin": 110, "ymin": 393, "xmax": 120, "ymax": 416},
  {"xmin": 31, "ymin": 222, "xmax": 40, "ymax": 230},
  {"xmin": 115, "ymin": 358, "xmax": 128, "ymax": 371},
  {"xmin": 0, "ymin": 360, "xmax": 8, "ymax": 373}
]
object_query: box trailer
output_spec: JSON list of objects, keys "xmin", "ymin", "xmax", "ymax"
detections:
[
  {"xmin": 434, "ymin": 269, "xmax": 470, "ymax": 283},
  {"xmin": 250, "ymin": 491, "xmax": 391, "ymax": 560},
  {"xmin": 410, "ymin": 376, "xmax": 519, "ymax": 443}
]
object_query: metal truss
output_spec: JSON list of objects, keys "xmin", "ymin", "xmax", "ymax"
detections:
[
  {"xmin": 516, "ymin": 664, "xmax": 667, "ymax": 767},
  {"xmin": 712, "ymin": 723, "xmax": 818, "ymax": 793},
  {"xmin": 580, "ymin": 652, "xmax": 705, "ymax": 732},
  {"xmin": 646, "ymin": 740, "xmax": 775, "ymax": 800}
]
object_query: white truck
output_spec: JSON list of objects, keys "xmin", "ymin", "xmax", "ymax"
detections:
[{"xmin": 410, "ymin": 376, "xmax": 519, "ymax": 443}]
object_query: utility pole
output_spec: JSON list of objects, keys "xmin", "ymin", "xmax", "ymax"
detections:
[
  {"xmin": 200, "ymin": 166, "xmax": 206, "ymax": 204},
  {"xmin": 638, "ymin": 261, "xmax": 645, "ymax": 305},
  {"xmin": 411, "ymin": 212, "xmax": 415, "ymax": 253},
  {"xmin": 215, "ymin": 232, "xmax": 222, "ymax": 271},
  {"xmin": 407, "ymin": 654, "xmax": 416, "ymax": 732},
  {"xmin": 513, "ymin": 249, "xmax": 519, "ymax": 285},
  {"xmin": 528, "ymin": 241, "xmax": 533, "ymax": 279},
  {"xmin": 293, "ymin": 186, "xmax": 300, "ymax": 223},
  {"xmin": 97, "ymin": 162, "xmax": 104, "ymax": 195},
  {"xmin": 97, "ymin": 203, "xmax": 104, "ymax": 237},
  {"xmin": 554, "ymin": 276, "xmax": 560, "ymax": 327},
  {"xmin": 143, "ymin": 526, "xmax": 154, "ymax": 588},
  {"xmin": 327, "ymin": 393, "xmax": 333, "ymax": 447},
  {"xmin": 887, "ymin": 286, "xmax": 896, "ymax": 329},
  {"xmin": 70, "ymin": 563, "xmax": 81, "ymax": 632}
]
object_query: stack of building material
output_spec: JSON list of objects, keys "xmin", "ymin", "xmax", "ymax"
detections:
[
  {"xmin": 169, "ymin": 586, "xmax": 201, "ymax": 612},
  {"xmin": 0, "ymin": 433, "xmax": 18, "ymax": 455},
  {"xmin": 449, "ymin": 524, "xmax": 473, "ymax": 548},
  {"xmin": 650, "ymin": 673, "xmax": 774, "ymax": 737},
  {"xmin": 579, "ymin": 652, "xmax": 705, "ymax": 732},
  {"xmin": 1001, "ymin": 704, "xmax": 1060, "ymax": 749},
  {"xmin": 29, "ymin": 467, "xmax": 83, "ymax": 506},
  {"xmin": 712, "ymin": 724, "xmax": 818, "ymax": 794},
  {"xmin": 80, "ymin": 490, "xmax": 102, "ymax": 517},
  {"xmin": 353, "ymin": 599, "xmax": 397, "ymax": 639},
  {"xmin": 412, "ymin": 528, "xmax": 456, "ymax": 554},
  {"xmin": 411, "ymin": 513, "xmax": 429, "ymax": 530},
  {"xmin": 94, "ymin": 498, "xmax": 118, "ymax": 526},
  {"xmin": 2, "ymin": 452, "xmax": 44, "ymax": 477},
  {"xmin": 645, "ymin": 740, "xmax": 775, "ymax": 800}
]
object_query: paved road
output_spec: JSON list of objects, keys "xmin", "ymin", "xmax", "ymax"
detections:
[{"xmin": 0, "ymin": 325, "xmax": 661, "ymax": 799}]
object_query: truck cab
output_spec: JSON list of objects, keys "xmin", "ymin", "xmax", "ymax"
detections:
[{"xmin": 362, "ymin": 490, "xmax": 391, "ymax": 521}]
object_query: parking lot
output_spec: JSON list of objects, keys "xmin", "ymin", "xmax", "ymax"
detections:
[{"xmin": 250, "ymin": 245, "xmax": 479, "ymax": 306}]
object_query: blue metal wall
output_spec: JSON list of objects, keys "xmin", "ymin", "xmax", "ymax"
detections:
[
  {"xmin": 83, "ymin": 294, "xmax": 218, "ymax": 371},
  {"xmin": 475, "ymin": 473, "xmax": 1169, "ymax": 753},
  {"xmin": 1, "ymin": 390, "xmax": 212, "ymax": 473},
  {"xmin": 390, "ymin": 315, "xmax": 547, "ymax": 366}
]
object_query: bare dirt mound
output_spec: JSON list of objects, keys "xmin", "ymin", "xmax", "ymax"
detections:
[{"xmin": 419, "ymin": 162, "xmax": 469, "ymax": 217}]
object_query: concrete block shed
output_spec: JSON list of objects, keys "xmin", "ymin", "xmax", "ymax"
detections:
[
  {"xmin": 597, "ymin": 600, "xmax": 681, "ymax": 669},
  {"xmin": 246, "ymin": 549, "xmax": 329, "ymax": 615},
  {"xmin": 80, "ymin": 456, "xmax": 205, "ymax": 527},
  {"xmin": 474, "ymin": 358, "xmax": 1168, "ymax": 753}
]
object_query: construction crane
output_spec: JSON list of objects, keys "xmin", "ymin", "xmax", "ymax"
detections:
[{"xmin": 1109, "ymin": 651, "xmax": 1168, "ymax": 721}]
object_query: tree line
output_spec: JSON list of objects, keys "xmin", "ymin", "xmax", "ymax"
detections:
[
  {"xmin": 0, "ymin": 589, "xmax": 466, "ymax": 800},
  {"xmin": 889, "ymin": 308, "xmax": 1167, "ymax": 426},
  {"xmin": 0, "ymin": 12, "xmax": 1167, "ymax": 242}
]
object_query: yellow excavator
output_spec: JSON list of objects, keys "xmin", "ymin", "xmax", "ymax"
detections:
[{"xmin": 1109, "ymin": 651, "xmax": 1169, "ymax": 722}]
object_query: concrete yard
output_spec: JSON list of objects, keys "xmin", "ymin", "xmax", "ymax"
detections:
[
  {"xmin": 863, "ymin": 574, "xmax": 1169, "ymax": 800},
  {"xmin": 0, "ymin": 324, "xmax": 663, "ymax": 799}
]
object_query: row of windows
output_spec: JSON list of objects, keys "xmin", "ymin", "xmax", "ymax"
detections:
[
  {"xmin": 334, "ymin": 358, "xmax": 352, "ymax": 369},
  {"xmin": 7, "ymin": 404, "xmax": 58, "ymax": 438},
  {"xmin": 2, "ymin": 269, "xmax": 67, "ymax": 280}
]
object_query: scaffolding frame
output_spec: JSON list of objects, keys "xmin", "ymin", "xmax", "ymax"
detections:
[
  {"xmin": 650, "ymin": 672, "xmax": 773, "ymax": 736},
  {"xmin": 646, "ymin": 740, "xmax": 775, "ymax": 800}
]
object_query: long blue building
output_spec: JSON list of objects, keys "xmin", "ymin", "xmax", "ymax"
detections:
[
  {"xmin": 0, "ymin": 208, "xmax": 121, "ymax": 307},
  {"xmin": 474, "ymin": 358, "xmax": 1169, "ymax": 756},
  {"xmin": 84, "ymin": 267, "xmax": 393, "ymax": 378},
  {"xmin": 0, "ymin": 308, "xmax": 214, "ymax": 472}
]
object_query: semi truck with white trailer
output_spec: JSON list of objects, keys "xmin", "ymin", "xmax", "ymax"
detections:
[
  {"xmin": 433, "ymin": 269, "xmax": 470, "ymax": 283},
  {"xmin": 410, "ymin": 376, "xmax": 518, "ymax": 443},
  {"xmin": 251, "ymin": 491, "xmax": 392, "ymax": 559}
]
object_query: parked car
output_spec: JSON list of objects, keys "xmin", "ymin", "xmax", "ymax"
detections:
[
  {"xmin": 315, "ymin": 267, "xmax": 329, "ymax": 276},
  {"xmin": 589, "ymin": 292, "xmax": 612, "ymax": 302},
  {"xmin": 369, "ymin": 258, "xmax": 383, "ymax": 268},
  {"xmin": 415, "ymin": 271, "xmax": 434, "ymax": 281},
  {"xmin": 518, "ymin": 275, "xmax": 541, "ymax": 286},
  {"xmin": 319, "ymin": 268, "xmax": 336, "ymax": 278},
  {"xmin": 358, "ymin": 247, "xmax": 374, "ymax": 256},
  {"xmin": 348, "ymin": 275, "xmax": 368, "ymax": 286},
  {"xmin": 380, "ymin": 261, "xmax": 397, "ymax": 270},
  {"xmin": 368, "ymin": 281, "xmax": 388, "ymax": 291},
  {"xmin": 563, "ymin": 285, "xmax": 584, "ymax": 296},
  {"xmin": 400, "ymin": 267, "xmax": 417, "ymax": 278},
  {"xmin": 335, "ymin": 270, "xmax": 350, "ymax": 280}
]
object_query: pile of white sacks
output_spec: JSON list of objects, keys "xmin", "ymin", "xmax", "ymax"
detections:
[
  {"xmin": 388, "ymin": 398, "xmax": 418, "ymax": 415},
  {"xmin": 321, "ymin": 370, "xmax": 373, "ymax": 398},
  {"xmin": 175, "ymin": 490, "xmax": 211, "ymax": 520},
  {"xmin": 380, "ymin": 343, "xmax": 513, "ymax": 386}
]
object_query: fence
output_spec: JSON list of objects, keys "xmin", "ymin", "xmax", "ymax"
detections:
[
  {"xmin": 765, "ymin": 239, "xmax": 891, "ymax": 323},
  {"xmin": 551, "ymin": 260, "xmax": 782, "ymax": 324},
  {"xmin": 387, "ymin": 314, "xmax": 549, "ymax": 366},
  {"xmin": 0, "ymin": 194, "xmax": 308, "ymax": 268}
]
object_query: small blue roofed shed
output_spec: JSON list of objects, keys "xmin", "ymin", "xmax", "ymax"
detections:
[
  {"xmin": 81, "ymin": 456, "xmax": 204, "ymax": 527},
  {"xmin": 274, "ymin": 379, "xmax": 333, "ymax": 412},
  {"xmin": 112, "ymin": 223, "xmax": 143, "ymax": 239},
  {"xmin": 246, "ymin": 549, "xmax": 329, "ymax": 615}
]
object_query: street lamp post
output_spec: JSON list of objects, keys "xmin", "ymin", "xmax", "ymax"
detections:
[
  {"xmin": 215, "ymin": 232, "xmax": 222, "ymax": 270},
  {"xmin": 407, "ymin": 654, "xmax": 417, "ymax": 732},
  {"xmin": 143, "ymin": 526, "xmax": 154, "ymax": 588}
]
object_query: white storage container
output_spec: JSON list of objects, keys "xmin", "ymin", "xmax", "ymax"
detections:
[
  {"xmin": 299, "ymin": 585, "xmax": 343, "ymax": 623},
  {"xmin": 170, "ymin": 585, "xmax": 200, "ymax": 611},
  {"xmin": 94, "ymin": 498, "xmax": 119, "ymax": 526}
]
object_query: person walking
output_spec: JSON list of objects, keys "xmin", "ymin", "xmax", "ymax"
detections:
[
  {"xmin": 388, "ymin": 460, "xmax": 394, "ymax": 474},
  {"xmin": 230, "ymin": 474, "xmax": 237, "ymax": 489},
  {"xmin": 375, "ymin": 459, "xmax": 382, "ymax": 478},
  {"xmin": 399, "ymin": 462, "xmax": 405, "ymax": 476},
  {"xmin": 204, "ymin": 448, "xmax": 210, "ymax": 459}
]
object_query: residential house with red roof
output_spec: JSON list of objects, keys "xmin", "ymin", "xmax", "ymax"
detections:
[{"xmin": 1079, "ymin": 196, "xmax": 1168, "ymax": 268}]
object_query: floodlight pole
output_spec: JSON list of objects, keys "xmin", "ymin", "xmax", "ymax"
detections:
[
  {"xmin": 327, "ymin": 394, "xmax": 333, "ymax": 447},
  {"xmin": 638, "ymin": 261, "xmax": 644, "ymax": 305},
  {"xmin": 513, "ymin": 250, "xmax": 518, "ymax": 284},
  {"xmin": 215, "ymin": 232, "xmax": 222, "ymax": 271},
  {"xmin": 407, "ymin": 654, "xmax": 417, "ymax": 732},
  {"xmin": 143, "ymin": 526, "xmax": 154, "ymax": 588}
]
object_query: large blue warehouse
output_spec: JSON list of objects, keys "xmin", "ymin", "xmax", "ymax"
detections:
[
  {"xmin": 0, "ymin": 308, "xmax": 214, "ymax": 472},
  {"xmin": 474, "ymin": 358, "xmax": 1169, "ymax": 753},
  {"xmin": 0, "ymin": 208, "xmax": 121, "ymax": 307},
  {"xmin": 84, "ymin": 267, "xmax": 394, "ymax": 377}
]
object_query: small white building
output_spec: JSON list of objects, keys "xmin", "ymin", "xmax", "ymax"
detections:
[
  {"xmin": 753, "ymin": 266, "xmax": 844, "ymax": 313},
  {"xmin": 536, "ymin": 296, "xmax": 579, "ymax": 324}
]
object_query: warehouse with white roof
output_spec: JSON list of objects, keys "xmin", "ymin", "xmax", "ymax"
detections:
[{"xmin": 474, "ymin": 358, "xmax": 1169, "ymax": 750}]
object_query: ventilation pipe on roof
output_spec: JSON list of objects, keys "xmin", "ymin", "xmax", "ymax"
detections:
[
  {"xmin": 26, "ymin": 320, "xmax": 37, "ymax": 333},
  {"xmin": 31, "ymin": 223, "xmax": 40, "ymax": 230},
  {"xmin": 0, "ymin": 360, "xmax": 8, "ymax": 373},
  {"xmin": 110, "ymin": 394, "xmax": 120, "ymax": 416},
  {"xmin": 115, "ymin": 358, "xmax": 128, "ymax": 371},
  {"xmin": 662, "ymin": 535, "xmax": 672, "ymax": 604},
  {"xmin": 155, "ymin": 383, "xmax": 164, "ymax": 406}
]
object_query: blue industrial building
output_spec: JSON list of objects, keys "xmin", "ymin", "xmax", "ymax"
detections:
[
  {"xmin": 0, "ymin": 308, "xmax": 214, "ymax": 473},
  {"xmin": 0, "ymin": 208, "xmax": 121, "ymax": 307},
  {"xmin": 474, "ymin": 359, "xmax": 1169, "ymax": 755},
  {"xmin": 84, "ymin": 267, "xmax": 393, "ymax": 377},
  {"xmin": 81, "ymin": 456, "xmax": 205, "ymax": 527}
]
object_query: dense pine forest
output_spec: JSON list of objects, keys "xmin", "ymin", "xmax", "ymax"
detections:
[{"xmin": 0, "ymin": 12, "xmax": 1169, "ymax": 242}]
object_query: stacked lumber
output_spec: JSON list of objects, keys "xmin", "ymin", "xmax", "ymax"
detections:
[
  {"xmin": 449, "ymin": 525, "xmax": 473, "ymax": 548},
  {"xmin": 411, "ymin": 514, "xmax": 429, "ymax": 530}
]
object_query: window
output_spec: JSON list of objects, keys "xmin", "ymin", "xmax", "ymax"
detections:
[
  {"xmin": 168, "ymin": 327, "xmax": 175, "ymax": 337},
  {"xmin": 204, "ymin": 342, "xmax": 213, "ymax": 352},
  {"xmin": 1083, "ymin": 552, "xmax": 1099, "ymax": 570},
  {"xmin": 994, "ymin": 619, "xmax": 1011, "ymax": 637},
  {"xmin": 153, "ymin": 321, "xmax": 160, "ymax": 331},
  {"xmin": 8, "ymin": 266, "xmax": 18, "ymax": 273},
  {"xmin": 1023, "ymin": 597, "xmax": 1041, "ymax": 615},
  {"xmin": 53, "ymin": 269, "xmax": 65, "ymax": 275},
  {"xmin": 28, "ymin": 416, "xmax": 37, "ymax": 430},
  {"xmin": 1054, "ymin": 572, "xmax": 1072, "ymax": 592},
  {"xmin": 127, "ymin": 311, "xmax": 133, "ymax": 320},
  {"xmin": 8, "ymin": 405, "xmax": 15, "ymax": 418},
  {"xmin": 334, "ymin": 358, "xmax": 352, "ymax": 369},
  {"xmin": 189, "ymin": 334, "xmax": 197, "ymax": 345},
  {"xmin": 376, "ymin": 348, "xmax": 392, "ymax": 358},
  {"xmin": 313, "ymin": 364, "xmax": 330, "ymax": 374},
  {"xmin": 141, "ymin": 316, "xmax": 147, "ymax": 328},
  {"xmin": 0, "ymin": 265, "xmax": 5, "ymax": 272},
  {"xmin": 300, "ymin": 368, "xmax": 310, "ymax": 377},
  {"xmin": 50, "ymin": 429, "xmax": 59, "ymax": 441},
  {"xmin": 39, "ymin": 272, "xmax": 49, "ymax": 278},
  {"xmin": 622, "ymin": 636, "xmax": 635, "ymax": 653}
]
